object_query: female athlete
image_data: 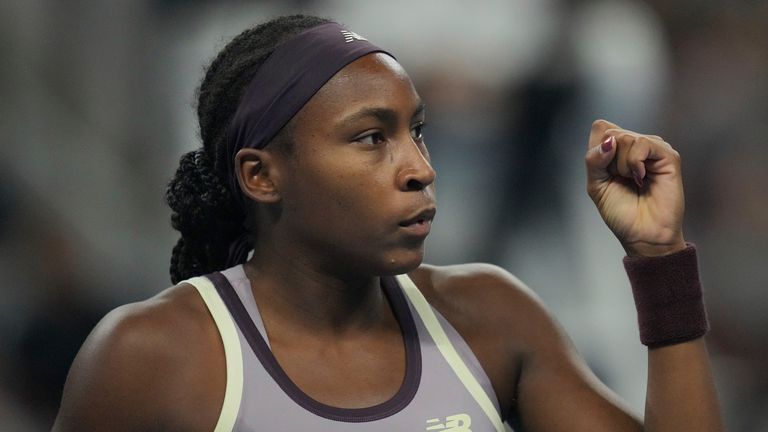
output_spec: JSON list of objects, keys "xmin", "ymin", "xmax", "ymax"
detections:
[{"xmin": 53, "ymin": 15, "xmax": 723, "ymax": 431}]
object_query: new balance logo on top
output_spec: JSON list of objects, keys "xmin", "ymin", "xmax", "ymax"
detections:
[
  {"xmin": 340, "ymin": 29, "xmax": 367, "ymax": 43},
  {"xmin": 426, "ymin": 413, "xmax": 472, "ymax": 431}
]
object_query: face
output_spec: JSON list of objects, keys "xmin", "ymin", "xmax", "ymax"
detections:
[{"xmin": 273, "ymin": 53, "xmax": 436, "ymax": 276}]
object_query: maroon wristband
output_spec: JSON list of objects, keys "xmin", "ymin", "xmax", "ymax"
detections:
[{"xmin": 623, "ymin": 243, "xmax": 709, "ymax": 348}]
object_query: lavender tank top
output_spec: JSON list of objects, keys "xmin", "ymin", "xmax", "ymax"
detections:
[{"xmin": 185, "ymin": 265, "xmax": 509, "ymax": 431}]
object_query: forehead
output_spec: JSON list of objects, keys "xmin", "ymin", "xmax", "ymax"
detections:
[{"xmin": 295, "ymin": 53, "xmax": 420, "ymax": 124}]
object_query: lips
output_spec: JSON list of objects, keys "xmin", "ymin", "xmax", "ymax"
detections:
[{"xmin": 398, "ymin": 208, "xmax": 436, "ymax": 237}]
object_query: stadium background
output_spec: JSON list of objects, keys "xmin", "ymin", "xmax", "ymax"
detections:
[{"xmin": 1, "ymin": 1, "xmax": 766, "ymax": 430}]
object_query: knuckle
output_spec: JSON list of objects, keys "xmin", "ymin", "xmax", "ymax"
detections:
[
  {"xmin": 613, "ymin": 132, "xmax": 634, "ymax": 146},
  {"xmin": 592, "ymin": 119, "xmax": 608, "ymax": 131},
  {"xmin": 671, "ymin": 149, "xmax": 682, "ymax": 162}
]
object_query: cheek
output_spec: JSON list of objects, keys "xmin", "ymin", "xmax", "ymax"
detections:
[{"xmin": 289, "ymin": 155, "xmax": 391, "ymax": 228}]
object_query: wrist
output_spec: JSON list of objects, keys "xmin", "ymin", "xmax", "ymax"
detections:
[
  {"xmin": 623, "ymin": 237, "xmax": 687, "ymax": 257},
  {"xmin": 623, "ymin": 243, "xmax": 709, "ymax": 348}
]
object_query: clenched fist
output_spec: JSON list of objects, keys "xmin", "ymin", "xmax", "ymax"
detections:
[{"xmin": 585, "ymin": 119, "xmax": 687, "ymax": 257}]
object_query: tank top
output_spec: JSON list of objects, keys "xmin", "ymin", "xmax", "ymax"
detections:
[{"xmin": 184, "ymin": 265, "xmax": 509, "ymax": 431}]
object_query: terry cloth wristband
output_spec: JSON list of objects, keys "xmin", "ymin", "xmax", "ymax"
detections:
[{"xmin": 623, "ymin": 243, "xmax": 709, "ymax": 348}]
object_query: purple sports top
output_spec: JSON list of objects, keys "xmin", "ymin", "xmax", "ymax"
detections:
[{"xmin": 186, "ymin": 265, "xmax": 509, "ymax": 431}]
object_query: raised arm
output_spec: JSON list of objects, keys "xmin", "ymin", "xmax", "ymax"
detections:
[
  {"xmin": 472, "ymin": 119, "xmax": 723, "ymax": 431},
  {"xmin": 583, "ymin": 119, "xmax": 723, "ymax": 431}
]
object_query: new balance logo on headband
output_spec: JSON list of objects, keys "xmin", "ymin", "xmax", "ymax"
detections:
[{"xmin": 340, "ymin": 29, "xmax": 367, "ymax": 43}]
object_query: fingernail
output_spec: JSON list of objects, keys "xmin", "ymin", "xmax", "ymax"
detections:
[
  {"xmin": 601, "ymin": 136, "xmax": 613, "ymax": 153},
  {"xmin": 632, "ymin": 170, "xmax": 644, "ymax": 188}
]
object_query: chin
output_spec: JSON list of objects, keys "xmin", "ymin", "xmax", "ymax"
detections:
[{"xmin": 378, "ymin": 247, "xmax": 425, "ymax": 276}]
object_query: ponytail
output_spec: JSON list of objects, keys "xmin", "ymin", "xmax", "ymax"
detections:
[
  {"xmin": 166, "ymin": 149, "xmax": 244, "ymax": 283},
  {"xmin": 165, "ymin": 15, "xmax": 330, "ymax": 283}
]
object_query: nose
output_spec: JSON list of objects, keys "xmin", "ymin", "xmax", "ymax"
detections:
[{"xmin": 396, "ymin": 139, "xmax": 436, "ymax": 191}]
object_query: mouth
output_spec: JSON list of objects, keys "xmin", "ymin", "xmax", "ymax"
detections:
[{"xmin": 398, "ymin": 207, "xmax": 436, "ymax": 237}]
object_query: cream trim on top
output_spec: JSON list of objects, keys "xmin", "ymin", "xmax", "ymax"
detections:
[
  {"xmin": 186, "ymin": 276, "xmax": 243, "ymax": 432},
  {"xmin": 396, "ymin": 274, "xmax": 506, "ymax": 432}
]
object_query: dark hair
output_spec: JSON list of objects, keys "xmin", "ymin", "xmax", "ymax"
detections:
[{"xmin": 165, "ymin": 15, "xmax": 331, "ymax": 284}]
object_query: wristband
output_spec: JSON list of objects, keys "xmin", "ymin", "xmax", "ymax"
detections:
[{"xmin": 623, "ymin": 243, "xmax": 709, "ymax": 348}]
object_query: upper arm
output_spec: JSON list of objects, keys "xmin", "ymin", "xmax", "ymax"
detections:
[
  {"xmin": 421, "ymin": 263, "xmax": 643, "ymax": 432},
  {"xmin": 53, "ymin": 289, "xmax": 225, "ymax": 432},
  {"xmin": 53, "ymin": 303, "xmax": 173, "ymax": 431},
  {"xmin": 505, "ymin": 276, "xmax": 643, "ymax": 431}
]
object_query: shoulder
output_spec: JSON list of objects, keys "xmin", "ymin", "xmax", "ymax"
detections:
[
  {"xmin": 408, "ymin": 263, "xmax": 570, "ymax": 414},
  {"xmin": 54, "ymin": 281, "xmax": 225, "ymax": 431},
  {"xmin": 409, "ymin": 263, "xmax": 555, "ymax": 339}
]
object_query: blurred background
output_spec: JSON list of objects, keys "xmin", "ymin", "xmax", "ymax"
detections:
[{"xmin": 1, "ymin": 0, "xmax": 766, "ymax": 430}]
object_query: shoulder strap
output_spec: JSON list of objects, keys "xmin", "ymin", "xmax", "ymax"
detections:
[
  {"xmin": 395, "ymin": 274, "xmax": 506, "ymax": 432},
  {"xmin": 185, "ymin": 276, "xmax": 243, "ymax": 432}
]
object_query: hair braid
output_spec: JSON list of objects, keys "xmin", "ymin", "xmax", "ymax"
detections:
[{"xmin": 166, "ymin": 15, "xmax": 331, "ymax": 284}]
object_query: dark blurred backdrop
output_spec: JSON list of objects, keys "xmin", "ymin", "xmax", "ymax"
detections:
[{"xmin": 1, "ymin": 1, "xmax": 766, "ymax": 430}]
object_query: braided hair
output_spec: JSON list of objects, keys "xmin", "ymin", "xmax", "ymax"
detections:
[{"xmin": 166, "ymin": 15, "xmax": 330, "ymax": 284}]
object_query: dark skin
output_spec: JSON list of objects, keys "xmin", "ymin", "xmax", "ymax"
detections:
[{"xmin": 53, "ymin": 54, "xmax": 723, "ymax": 431}]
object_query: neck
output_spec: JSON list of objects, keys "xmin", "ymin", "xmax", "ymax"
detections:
[{"xmin": 243, "ymin": 239, "xmax": 389, "ymax": 335}]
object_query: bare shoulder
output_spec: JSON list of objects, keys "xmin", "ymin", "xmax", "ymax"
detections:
[
  {"xmin": 410, "ymin": 262, "xmax": 574, "ymax": 366},
  {"xmin": 409, "ymin": 263, "xmax": 568, "ymax": 413},
  {"xmin": 409, "ymin": 262, "xmax": 555, "ymax": 340},
  {"xmin": 411, "ymin": 262, "xmax": 530, "ymax": 294},
  {"xmin": 53, "ymin": 282, "xmax": 225, "ymax": 432}
]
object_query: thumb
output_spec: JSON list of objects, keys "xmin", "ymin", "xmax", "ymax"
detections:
[{"xmin": 585, "ymin": 135, "xmax": 616, "ymax": 184}]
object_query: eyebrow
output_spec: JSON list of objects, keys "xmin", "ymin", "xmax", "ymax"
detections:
[{"xmin": 338, "ymin": 101, "xmax": 426, "ymax": 128}]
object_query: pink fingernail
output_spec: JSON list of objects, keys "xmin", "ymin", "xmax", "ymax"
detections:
[{"xmin": 601, "ymin": 136, "xmax": 613, "ymax": 153}]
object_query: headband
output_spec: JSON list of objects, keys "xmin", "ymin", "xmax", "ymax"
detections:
[
  {"xmin": 224, "ymin": 22, "xmax": 394, "ymax": 266},
  {"xmin": 225, "ymin": 22, "xmax": 394, "ymax": 205}
]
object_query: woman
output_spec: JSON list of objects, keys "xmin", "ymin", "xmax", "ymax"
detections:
[{"xmin": 53, "ymin": 15, "xmax": 723, "ymax": 431}]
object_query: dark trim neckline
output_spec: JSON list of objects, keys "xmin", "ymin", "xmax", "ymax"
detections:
[{"xmin": 208, "ymin": 272, "xmax": 422, "ymax": 423}]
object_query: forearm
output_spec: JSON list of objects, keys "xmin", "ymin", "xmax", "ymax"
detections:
[
  {"xmin": 644, "ymin": 338, "xmax": 724, "ymax": 431},
  {"xmin": 622, "ymin": 245, "xmax": 724, "ymax": 431},
  {"xmin": 585, "ymin": 121, "xmax": 724, "ymax": 431}
]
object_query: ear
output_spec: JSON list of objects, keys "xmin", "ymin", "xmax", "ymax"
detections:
[{"xmin": 234, "ymin": 148, "xmax": 282, "ymax": 203}]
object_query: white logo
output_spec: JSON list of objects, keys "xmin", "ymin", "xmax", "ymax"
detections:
[
  {"xmin": 426, "ymin": 413, "xmax": 472, "ymax": 431},
  {"xmin": 340, "ymin": 29, "xmax": 368, "ymax": 43}
]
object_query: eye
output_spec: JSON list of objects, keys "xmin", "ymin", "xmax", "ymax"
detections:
[
  {"xmin": 355, "ymin": 131, "xmax": 386, "ymax": 146},
  {"xmin": 411, "ymin": 122, "xmax": 426, "ymax": 141}
]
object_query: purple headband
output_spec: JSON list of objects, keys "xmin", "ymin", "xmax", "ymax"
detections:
[
  {"xmin": 226, "ymin": 22, "xmax": 394, "ymax": 204},
  {"xmin": 224, "ymin": 22, "xmax": 394, "ymax": 266}
]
